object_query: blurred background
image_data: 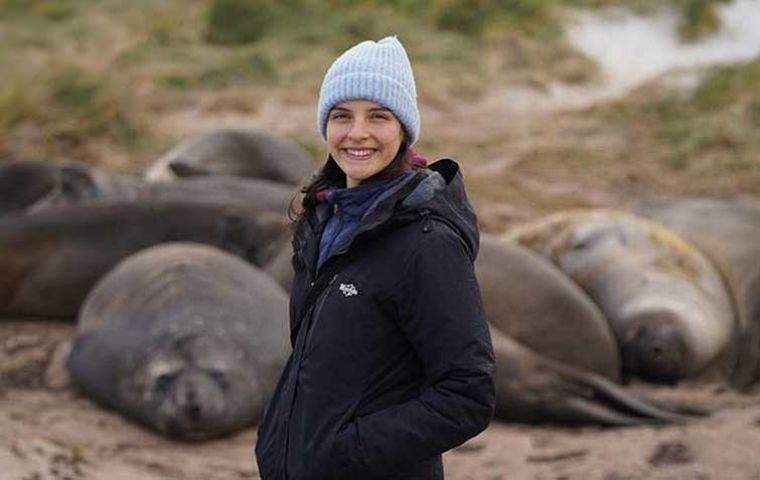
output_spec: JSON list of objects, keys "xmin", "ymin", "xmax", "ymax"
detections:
[{"xmin": 2, "ymin": 0, "xmax": 759, "ymax": 231}]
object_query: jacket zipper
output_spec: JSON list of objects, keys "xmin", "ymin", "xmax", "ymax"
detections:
[
  {"xmin": 419, "ymin": 208, "xmax": 432, "ymax": 232},
  {"xmin": 303, "ymin": 274, "xmax": 338, "ymax": 353},
  {"xmin": 282, "ymin": 273, "xmax": 338, "ymax": 479}
]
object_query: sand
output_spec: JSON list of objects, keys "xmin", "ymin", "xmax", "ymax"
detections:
[{"xmin": 2, "ymin": 320, "xmax": 759, "ymax": 480}]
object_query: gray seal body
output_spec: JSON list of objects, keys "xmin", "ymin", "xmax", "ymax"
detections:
[
  {"xmin": 0, "ymin": 158, "xmax": 295, "ymax": 216},
  {"xmin": 637, "ymin": 197, "xmax": 760, "ymax": 389},
  {"xmin": 476, "ymin": 235, "xmax": 685, "ymax": 426},
  {"xmin": 0, "ymin": 159, "xmax": 139, "ymax": 215},
  {"xmin": 506, "ymin": 210, "xmax": 735, "ymax": 383},
  {"xmin": 144, "ymin": 128, "xmax": 314, "ymax": 184},
  {"xmin": 0, "ymin": 201, "xmax": 287, "ymax": 318},
  {"xmin": 476, "ymin": 236, "xmax": 619, "ymax": 381},
  {"xmin": 68, "ymin": 243, "xmax": 290, "ymax": 441}
]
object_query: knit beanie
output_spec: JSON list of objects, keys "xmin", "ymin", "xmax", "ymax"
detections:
[{"xmin": 317, "ymin": 36, "xmax": 420, "ymax": 145}]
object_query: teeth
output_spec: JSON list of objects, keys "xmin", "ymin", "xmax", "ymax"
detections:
[{"xmin": 346, "ymin": 149, "xmax": 373, "ymax": 157}]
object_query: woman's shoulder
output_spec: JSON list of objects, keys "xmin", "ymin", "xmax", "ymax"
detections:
[{"xmin": 384, "ymin": 214, "xmax": 473, "ymax": 267}]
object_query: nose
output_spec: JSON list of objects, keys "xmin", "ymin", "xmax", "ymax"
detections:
[{"xmin": 347, "ymin": 117, "xmax": 370, "ymax": 141}]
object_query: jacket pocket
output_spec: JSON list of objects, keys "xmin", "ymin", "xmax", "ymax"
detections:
[{"xmin": 310, "ymin": 407, "xmax": 362, "ymax": 480}]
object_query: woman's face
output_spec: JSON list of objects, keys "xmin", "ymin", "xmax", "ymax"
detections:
[{"xmin": 326, "ymin": 100, "xmax": 404, "ymax": 188}]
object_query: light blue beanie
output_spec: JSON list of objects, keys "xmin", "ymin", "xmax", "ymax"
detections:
[{"xmin": 317, "ymin": 36, "xmax": 420, "ymax": 145}]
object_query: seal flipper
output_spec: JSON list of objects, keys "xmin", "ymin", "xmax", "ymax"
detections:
[
  {"xmin": 555, "ymin": 397, "xmax": 666, "ymax": 427},
  {"xmin": 559, "ymin": 367, "xmax": 688, "ymax": 424},
  {"xmin": 491, "ymin": 329, "xmax": 688, "ymax": 426},
  {"xmin": 626, "ymin": 391, "xmax": 710, "ymax": 418}
]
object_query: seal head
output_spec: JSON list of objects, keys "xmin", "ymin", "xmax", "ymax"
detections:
[
  {"xmin": 122, "ymin": 333, "xmax": 262, "ymax": 440},
  {"xmin": 620, "ymin": 310, "xmax": 688, "ymax": 383}
]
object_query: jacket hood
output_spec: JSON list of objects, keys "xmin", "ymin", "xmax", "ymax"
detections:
[
  {"xmin": 399, "ymin": 159, "xmax": 479, "ymax": 261},
  {"xmin": 300, "ymin": 159, "xmax": 480, "ymax": 276}
]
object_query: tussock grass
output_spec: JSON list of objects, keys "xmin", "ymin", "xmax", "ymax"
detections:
[
  {"xmin": 525, "ymin": 55, "xmax": 760, "ymax": 203},
  {"xmin": 0, "ymin": 0, "xmax": 744, "ymax": 170},
  {"xmin": 0, "ymin": 62, "xmax": 147, "ymax": 163},
  {"xmin": 601, "ymin": 58, "xmax": 760, "ymax": 177},
  {"xmin": 205, "ymin": 0, "xmax": 276, "ymax": 45}
]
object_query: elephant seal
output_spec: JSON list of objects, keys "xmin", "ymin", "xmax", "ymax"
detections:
[
  {"xmin": 0, "ymin": 200, "xmax": 287, "ymax": 318},
  {"xmin": 144, "ymin": 128, "xmax": 315, "ymax": 184},
  {"xmin": 0, "ymin": 159, "xmax": 62, "ymax": 214},
  {"xmin": 263, "ymin": 240, "xmax": 295, "ymax": 292},
  {"xmin": 138, "ymin": 175, "xmax": 296, "ymax": 215},
  {"xmin": 636, "ymin": 197, "xmax": 760, "ymax": 389},
  {"xmin": 475, "ymin": 236, "xmax": 685, "ymax": 425},
  {"xmin": 476, "ymin": 235, "xmax": 620, "ymax": 381},
  {"xmin": 489, "ymin": 328, "xmax": 686, "ymax": 426},
  {"xmin": 68, "ymin": 243, "xmax": 290, "ymax": 440},
  {"xmin": 0, "ymin": 159, "xmax": 126, "ymax": 215},
  {"xmin": 505, "ymin": 210, "xmax": 736, "ymax": 383},
  {"xmin": 0, "ymin": 158, "xmax": 296, "ymax": 216}
]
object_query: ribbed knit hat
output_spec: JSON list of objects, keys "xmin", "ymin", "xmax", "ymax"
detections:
[{"xmin": 317, "ymin": 36, "xmax": 420, "ymax": 145}]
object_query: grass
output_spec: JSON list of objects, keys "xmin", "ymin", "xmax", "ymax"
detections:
[
  {"xmin": 204, "ymin": 0, "xmax": 275, "ymax": 45},
  {"xmin": 0, "ymin": 0, "xmax": 748, "ymax": 171},
  {"xmin": 458, "ymin": 52, "xmax": 760, "ymax": 226},
  {"xmin": 655, "ymin": 59, "xmax": 759, "ymax": 175},
  {"xmin": 547, "ymin": 55, "xmax": 760, "ymax": 199}
]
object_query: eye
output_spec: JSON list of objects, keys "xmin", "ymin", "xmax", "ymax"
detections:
[
  {"xmin": 570, "ymin": 229, "xmax": 610, "ymax": 251},
  {"xmin": 209, "ymin": 370, "xmax": 229, "ymax": 390},
  {"xmin": 154, "ymin": 372, "xmax": 177, "ymax": 394},
  {"xmin": 370, "ymin": 112, "xmax": 391, "ymax": 121},
  {"xmin": 329, "ymin": 112, "xmax": 350, "ymax": 121}
]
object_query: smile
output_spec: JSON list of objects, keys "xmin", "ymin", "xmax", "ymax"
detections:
[{"xmin": 344, "ymin": 148, "xmax": 376, "ymax": 159}]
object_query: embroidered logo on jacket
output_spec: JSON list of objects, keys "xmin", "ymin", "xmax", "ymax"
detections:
[{"xmin": 339, "ymin": 283, "xmax": 359, "ymax": 297}]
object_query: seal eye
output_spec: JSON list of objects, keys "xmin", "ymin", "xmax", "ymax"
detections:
[
  {"xmin": 571, "ymin": 230, "xmax": 604, "ymax": 251},
  {"xmin": 154, "ymin": 373, "xmax": 177, "ymax": 394},
  {"xmin": 209, "ymin": 370, "xmax": 228, "ymax": 390}
]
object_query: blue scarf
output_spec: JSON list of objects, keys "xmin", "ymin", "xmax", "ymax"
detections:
[{"xmin": 317, "ymin": 172, "xmax": 412, "ymax": 270}]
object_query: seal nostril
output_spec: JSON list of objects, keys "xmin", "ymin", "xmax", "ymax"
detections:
[{"xmin": 187, "ymin": 403, "xmax": 202, "ymax": 421}]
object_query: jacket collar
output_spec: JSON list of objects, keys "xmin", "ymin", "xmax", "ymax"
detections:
[{"xmin": 298, "ymin": 158, "xmax": 479, "ymax": 276}]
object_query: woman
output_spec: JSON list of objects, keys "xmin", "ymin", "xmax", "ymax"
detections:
[{"xmin": 255, "ymin": 36, "xmax": 496, "ymax": 480}]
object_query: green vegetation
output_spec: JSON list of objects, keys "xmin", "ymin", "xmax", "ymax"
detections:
[
  {"xmin": 0, "ymin": 0, "xmax": 82, "ymax": 21},
  {"xmin": 205, "ymin": 0, "xmax": 276, "ymax": 44},
  {"xmin": 677, "ymin": 0, "xmax": 731, "ymax": 41},
  {"xmin": 0, "ymin": 62, "xmax": 146, "ymax": 162},
  {"xmin": 594, "ymin": 57, "xmax": 760, "ymax": 178},
  {"xmin": 0, "ymin": 0, "xmax": 747, "ymax": 169}
]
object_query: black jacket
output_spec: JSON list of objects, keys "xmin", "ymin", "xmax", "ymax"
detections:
[{"xmin": 255, "ymin": 159, "xmax": 496, "ymax": 479}]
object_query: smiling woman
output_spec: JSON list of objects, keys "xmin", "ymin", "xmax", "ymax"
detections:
[
  {"xmin": 255, "ymin": 36, "xmax": 496, "ymax": 480},
  {"xmin": 326, "ymin": 100, "xmax": 405, "ymax": 187}
]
